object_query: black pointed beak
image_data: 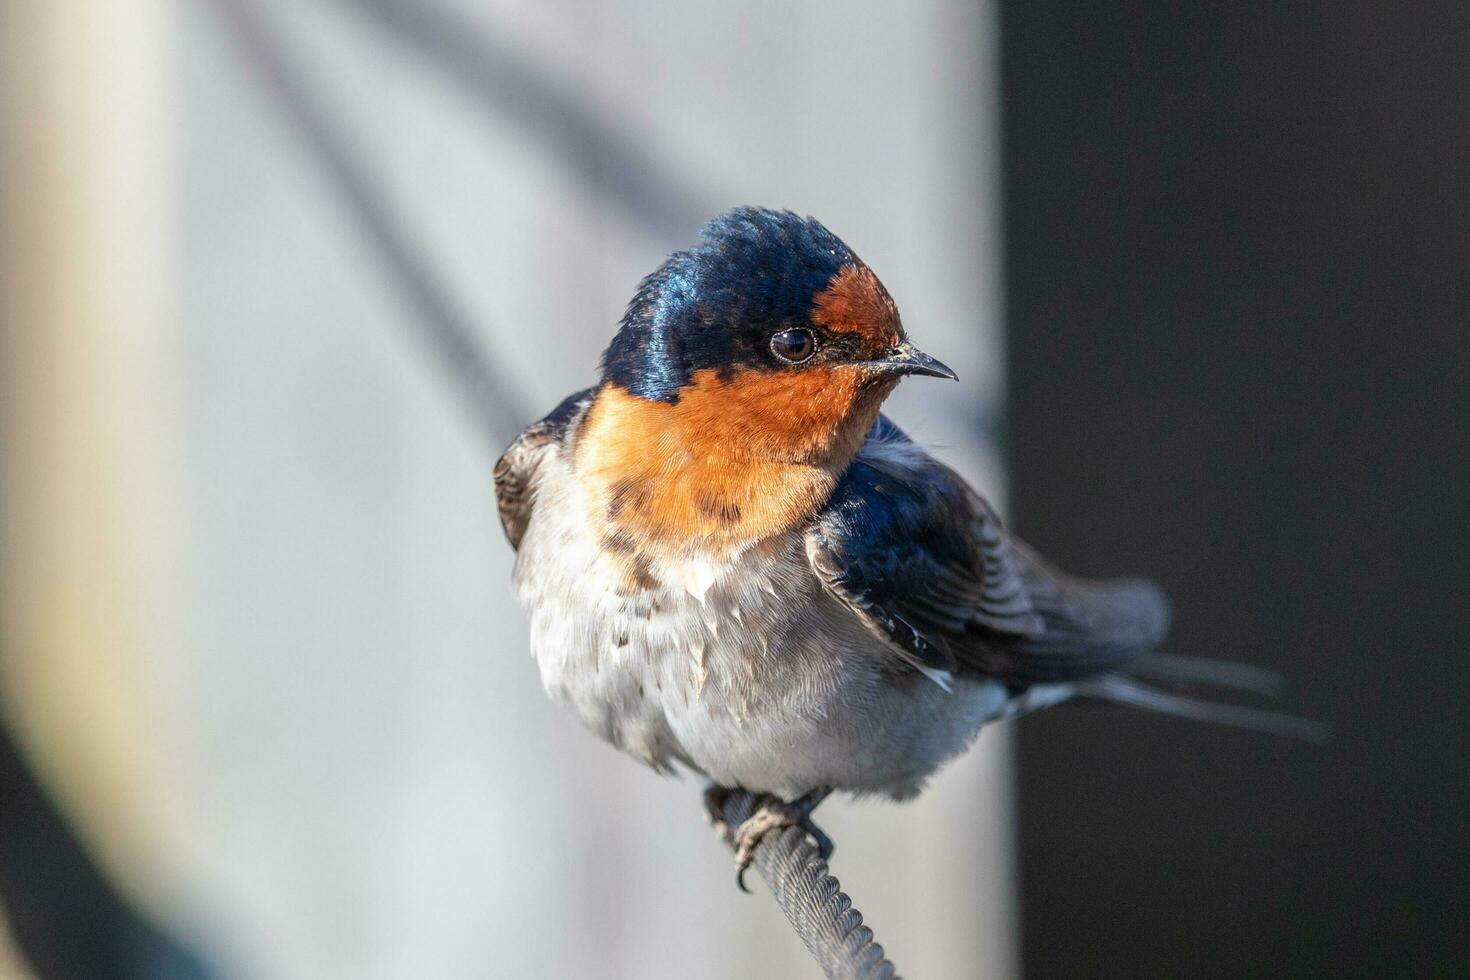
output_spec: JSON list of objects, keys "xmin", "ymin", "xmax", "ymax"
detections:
[{"xmin": 860, "ymin": 341, "xmax": 958, "ymax": 381}]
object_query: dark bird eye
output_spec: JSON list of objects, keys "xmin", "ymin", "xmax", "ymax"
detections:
[{"xmin": 770, "ymin": 328, "xmax": 816, "ymax": 364}]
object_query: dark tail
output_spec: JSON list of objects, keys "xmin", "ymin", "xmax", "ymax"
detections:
[
  {"xmin": 1075, "ymin": 663, "xmax": 1330, "ymax": 743},
  {"xmin": 1126, "ymin": 651, "xmax": 1289, "ymax": 698}
]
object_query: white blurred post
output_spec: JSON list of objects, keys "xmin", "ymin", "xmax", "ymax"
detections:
[{"xmin": 0, "ymin": 0, "xmax": 189, "ymax": 921}]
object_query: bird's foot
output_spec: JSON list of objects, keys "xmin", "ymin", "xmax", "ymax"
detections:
[
  {"xmin": 703, "ymin": 784, "xmax": 737, "ymax": 846},
  {"xmin": 705, "ymin": 786, "xmax": 833, "ymax": 892}
]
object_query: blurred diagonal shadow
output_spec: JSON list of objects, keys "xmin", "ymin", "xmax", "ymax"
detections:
[
  {"xmin": 213, "ymin": 0, "xmax": 725, "ymax": 447},
  {"xmin": 213, "ymin": 0, "xmax": 531, "ymax": 445},
  {"xmin": 335, "ymin": 0, "xmax": 717, "ymax": 241},
  {"xmin": 0, "ymin": 713, "xmax": 213, "ymax": 980}
]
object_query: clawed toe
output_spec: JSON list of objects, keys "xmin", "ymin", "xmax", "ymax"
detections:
[
  {"xmin": 704, "ymin": 787, "xmax": 833, "ymax": 893},
  {"xmin": 806, "ymin": 819, "xmax": 835, "ymax": 861},
  {"xmin": 732, "ymin": 802, "xmax": 799, "ymax": 891}
]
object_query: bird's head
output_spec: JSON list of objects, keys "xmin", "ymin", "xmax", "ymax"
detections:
[{"xmin": 598, "ymin": 207, "xmax": 954, "ymax": 467}]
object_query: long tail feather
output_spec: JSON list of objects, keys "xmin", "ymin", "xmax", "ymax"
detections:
[
  {"xmin": 1125, "ymin": 652, "xmax": 1289, "ymax": 699},
  {"xmin": 1075, "ymin": 674, "xmax": 1330, "ymax": 743}
]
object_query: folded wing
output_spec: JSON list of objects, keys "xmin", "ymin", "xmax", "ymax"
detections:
[
  {"xmin": 807, "ymin": 418, "xmax": 1171, "ymax": 685},
  {"xmin": 494, "ymin": 388, "xmax": 595, "ymax": 550}
]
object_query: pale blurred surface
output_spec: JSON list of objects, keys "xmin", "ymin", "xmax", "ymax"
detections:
[
  {"xmin": 0, "ymin": 913, "xmax": 35, "ymax": 980},
  {"xmin": 0, "ymin": 0, "xmax": 193, "ymax": 929},
  {"xmin": 2, "ymin": 1, "xmax": 1012, "ymax": 977}
]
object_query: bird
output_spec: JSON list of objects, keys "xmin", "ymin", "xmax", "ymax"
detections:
[{"xmin": 495, "ymin": 206, "xmax": 1322, "ymax": 884}]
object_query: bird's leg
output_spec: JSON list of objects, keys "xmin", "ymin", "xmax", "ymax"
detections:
[
  {"xmin": 703, "ymin": 784, "xmax": 737, "ymax": 846},
  {"xmin": 718, "ymin": 787, "xmax": 833, "ymax": 892}
]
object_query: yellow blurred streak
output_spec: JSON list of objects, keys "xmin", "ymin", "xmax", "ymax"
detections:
[
  {"xmin": 0, "ymin": 0, "xmax": 189, "ymax": 920},
  {"xmin": 0, "ymin": 910, "xmax": 35, "ymax": 980}
]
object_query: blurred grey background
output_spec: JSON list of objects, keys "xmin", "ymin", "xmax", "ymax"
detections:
[{"xmin": 3, "ymin": 0, "xmax": 1011, "ymax": 977}]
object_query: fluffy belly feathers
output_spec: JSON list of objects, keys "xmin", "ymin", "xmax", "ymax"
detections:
[{"xmin": 512, "ymin": 461, "xmax": 1007, "ymax": 800}]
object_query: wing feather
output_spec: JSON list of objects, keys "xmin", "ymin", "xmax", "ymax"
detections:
[
  {"xmin": 494, "ymin": 388, "xmax": 595, "ymax": 550},
  {"xmin": 808, "ymin": 418, "xmax": 1170, "ymax": 685}
]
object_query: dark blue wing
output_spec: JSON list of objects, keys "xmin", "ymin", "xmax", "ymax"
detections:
[
  {"xmin": 806, "ymin": 417, "xmax": 1171, "ymax": 685},
  {"xmin": 494, "ymin": 387, "xmax": 595, "ymax": 549}
]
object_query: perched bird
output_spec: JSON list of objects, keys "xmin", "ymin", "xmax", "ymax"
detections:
[{"xmin": 496, "ymin": 207, "xmax": 1320, "ymax": 882}]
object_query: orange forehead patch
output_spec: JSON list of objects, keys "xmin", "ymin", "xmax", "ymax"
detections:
[{"xmin": 810, "ymin": 264, "xmax": 902, "ymax": 357}]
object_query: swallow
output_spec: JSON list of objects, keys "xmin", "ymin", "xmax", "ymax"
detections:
[{"xmin": 496, "ymin": 207, "xmax": 1322, "ymax": 885}]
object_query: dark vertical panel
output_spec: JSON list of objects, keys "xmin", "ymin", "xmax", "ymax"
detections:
[{"xmin": 1003, "ymin": 2, "xmax": 1470, "ymax": 977}]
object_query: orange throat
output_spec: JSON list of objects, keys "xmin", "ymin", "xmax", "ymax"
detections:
[{"xmin": 576, "ymin": 368, "xmax": 892, "ymax": 558}]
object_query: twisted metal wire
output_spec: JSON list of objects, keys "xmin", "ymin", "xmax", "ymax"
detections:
[{"xmin": 719, "ymin": 792, "xmax": 900, "ymax": 980}]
